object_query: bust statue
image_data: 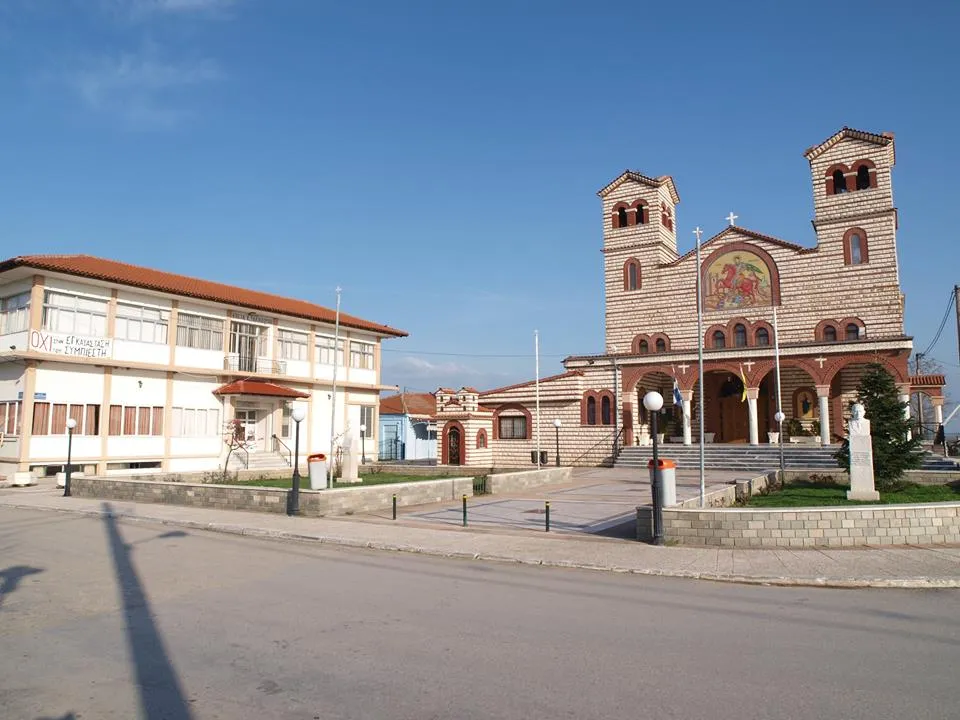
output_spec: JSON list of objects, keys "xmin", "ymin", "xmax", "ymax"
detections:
[
  {"xmin": 849, "ymin": 403, "xmax": 869, "ymax": 436},
  {"xmin": 851, "ymin": 403, "xmax": 865, "ymax": 421}
]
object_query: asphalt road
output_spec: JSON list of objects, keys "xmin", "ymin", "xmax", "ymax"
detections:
[{"xmin": 2, "ymin": 506, "xmax": 958, "ymax": 720}]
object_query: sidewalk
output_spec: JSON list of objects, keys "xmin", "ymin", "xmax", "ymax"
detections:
[{"xmin": 2, "ymin": 486, "xmax": 959, "ymax": 589}]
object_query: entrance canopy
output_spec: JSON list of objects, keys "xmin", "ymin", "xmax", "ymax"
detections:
[{"xmin": 213, "ymin": 380, "xmax": 309, "ymax": 399}]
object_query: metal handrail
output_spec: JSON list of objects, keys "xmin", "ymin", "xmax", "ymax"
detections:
[
  {"xmin": 272, "ymin": 434, "xmax": 292, "ymax": 466},
  {"xmin": 571, "ymin": 426, "xmax": 624, "ymax": 467},
  {"xmin": 234, "ymin": 440, "xmax": 249, "ymax": 469}
]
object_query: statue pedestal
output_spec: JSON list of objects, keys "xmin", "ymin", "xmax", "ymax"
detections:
[
  {"xmin": 847, "ymin": 415, "xmax": 879, "ymax": 501},
  {"xmin": 340, "ymin": 430, "xmax": 361, "ymax": 484}
]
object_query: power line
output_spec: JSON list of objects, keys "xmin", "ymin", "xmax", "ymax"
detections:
[
  {"xmin": 381, "ymin": 348, "xmax": 569, "ymax": 359},
  {"xmin": 919, "ymin": 290, "xmax": 957, "ymax": 357}
]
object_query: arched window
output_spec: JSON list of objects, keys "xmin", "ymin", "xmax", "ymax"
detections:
[
  {"xmin": 756, "ymin": 327, "xmax": 770, "ymax": 346},
  {"xmin": 843, "ymin": 228, "xmax": 869, "ymax": 266},
  {"xmin": 635, "ymin": 205, "xmax": 646, "ymax": 224},
  {"xmin": 856, "ymin": 165, "xmax": 871, "ymax": 190},
  {"xmin": 832, "ymin": 169, "xmax": 847, "ymax": 194},
  {"xmin": 823, "ymin": 325, "xmax": 837, "ymax": 342},
  {"xmin": 601, "ymin": 396, "xmax": 612, "ymax": 425},
  {"xmin": 849, "ymin": 234, "xmax": 863, "ymax": 264},
  {"xmin": 638, "ymin": 339, "xmax": 649, "ymax": 354},
  {"xmin": 586, "ymin": 396, "xmax": 596, "ymax": 425},
  {"xmin": 628, "ymin": 263, "xmax": 638, "ymax": 290},
  {"xmin": 734, "ymin": 324, "xmax": 747, "ymax": 348},
  {"xmin": 845, "ymin": 323, "xmax": 860, "ymax": 341},
  {"xmin": 655, "ymin": 338, "xmax": 666, "ymax": 353},
  {"xmin": 713, "ymin": 330, "xmax": 726, "ymax": 348},
  {"xmin": 616, "ymin": 207, "xmax": 628, "ymax": 228},
  {"xmin": 476, "ymin": 429, "xmax": 487, "ymax": 449}
]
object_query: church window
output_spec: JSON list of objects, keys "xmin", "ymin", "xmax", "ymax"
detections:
[
  {"xmin": 856, "ymin": 165, "xmax": 871, "ymax": 190},
  {"xmin": 843, "ymin": 228, "xmax": 869, "ymax": 265},
  {"xmin": 634, "ymin": 203, "xmax": 646, "ymax": 224},
  {"xmin": 845, "ymin": 323, "xmax": 860, "ymax": 341},
  {"xmin": 476, "ymin": 429, "xmax": 487, "ymax": 449},
  {"xmin": 734, "ymin": 324, "xmax": 747, "ymax": 348},
  {"xmin": 832, "ymin": 169, "xmax": 847, "ymax": 194},
  {"xmin": 712, "ymin": 330, "xmax": 726, "ymax": 349},
  {"xmin": 823, "ymin": 325, "xmax": 837, "ymax": 342},
  {"xmin": 756, "ymin": 327, "xmax": 770, "ymax": 346},
  {"xmin": 615, "ymin": 206, "xmax": 628, "ymax": 228},
  {"xmin": 498, "ymin": 416, "xmax": 527, "ymax": 440},
  {"xmin": 601, "ymin": 396, "xmax": 612, "ymax": 425},
  {"xmin": 655, "ymin": 338, "xmax": 666, "ymax": 353},
  {"xmin": 627, "ymin": 262, "xmax": 638, "ymax": 290},
  {"xmin": 638, "ymin": 339, "xmax": 649, "ymax": 354},
  {"xmin": 586, "ymin": 396, "xmax": 597, "ymax": 425}
]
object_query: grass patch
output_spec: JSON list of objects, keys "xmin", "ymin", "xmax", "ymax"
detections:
[
  {"xmin": 218, "ymin": 473, "xmax": 453, "ymax": 489},
  {"xmin": 746, "ymin": 479, "xmax": 960, "ymax": 507}
]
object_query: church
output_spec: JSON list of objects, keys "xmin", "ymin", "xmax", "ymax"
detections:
[{"xmin": 434, "ymin": 127, "xmax": 947, "ymax": 467}]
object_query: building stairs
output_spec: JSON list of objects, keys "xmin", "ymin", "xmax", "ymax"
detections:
[
  {"xmin": 227, "ymin": 450, "xmax": 291, "ymax": 471},
  {"xmin": 615, "ymin": 444, "xmax": 958, "ymax": 474}
]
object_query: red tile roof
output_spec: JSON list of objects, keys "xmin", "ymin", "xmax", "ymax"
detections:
[
  {"xmin": 909, "ymin": 374, "xmax": 945, "ymax": 388},
  {"xmin": 668, "ymin": 226, "xmax": 814, "ymax": 266},
  {"xmin": 380, "ymin": 392, "xmax": 436, "ymax": 417},
  {"xmin": 214, "ymin": 380, "xmax": 309, "ymax": 398},
  {"xmin": 597, "ymin": 171, "xmax": 680, "ymax": 204},
  {"xmin": 0, "ymin": 254, "xmax": 407, "ymax": 337},
  {"xmin": 803, "ymin": 127, "xmax": 895, "ymax": 162},
  {"xmin": 480, "ymin": 370, "xmax": 584, "ymax": 397}
]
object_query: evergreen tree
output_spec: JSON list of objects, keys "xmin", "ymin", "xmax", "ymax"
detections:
[{"xmin": 834, "ymin": 363, "xmax": 923, "ymax": 489}]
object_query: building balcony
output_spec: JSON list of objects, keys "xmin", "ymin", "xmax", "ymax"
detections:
[{"xmin": 224, "ymin": 356, "xmax": 287, "ymax": 375}]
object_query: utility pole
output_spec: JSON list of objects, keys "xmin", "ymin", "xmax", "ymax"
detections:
[
  {"xmin": 955, "ymin": 285, "xmax": 960, "ymax": 367},
  {"xmin": 915, "ymin": 351, "xmax": 925, "ymax": 438}
]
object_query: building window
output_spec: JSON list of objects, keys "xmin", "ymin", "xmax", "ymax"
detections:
[
  {"xmin": 230, "ymin": 322, "xmax": 268, "ymax": 359},
  {"xmin": 601, "ymin": 396, "xmax": 612, "ymax": 425},
  {"xmin": 476, "ymin": 429, "xmax": 487, "ymax": 449},
  {"xmin": 832, "ymin": 169, "xmax": 847, "ymax": 194},
  {"xmin": 0, "ymin": 292, "xmax": 30, "ymax": 336},
  {"xmin": 42, "ymin": 291, "xmax": 108, "ymax": 337},
  {"xmin": 627, "ymin": 263, "xmax": 638, "ymax": 291},
  {"xmin": 616, "ymin": 206, "xmax": 628, "ymax": 228},
  {"xmin": 734, "ymin": 324, "xmax": 747, "ymax": 347},
  {"xmin": 655, "ymin": 338, "xmax": 666, "ymax": 353},
  {"xmin": 176, "ymin": 313, "xmax": 224, "ymax": 351},
  {"xmin": 843, "ymin": 228, "xmax": 869, "ymax": 266},
  {"xmin": 638, "ymin": 339, "xmax": 649, "ymax": 354},
  {"xmin": 756, "ymin": 327, "xmax": 770, "ymax": 346},
  {"xmin": 359, "ymin": 405, "xmax": 374, "ymax": 435},
  {"xmin": 823, "ymin": 325, "xmax": 837, "ymax": 342},
  {"xmin": 115, "ymin": 303, "xmax": 169, "ymax": 344},
  {"xmin": 712, "ymin": 330, "xmax": 726, "ymax": 348},
  {"xmin": 108, "ymin": 405, "xmax": 163, "ymax": 436},
  {"xmin": 856, "ymin": 165, "xmax": 871, "ymax": 190},
  {"xmin": 586, "ymin": 396, "xmax": 597, "ymax": 425},
  {"xmin": 30, "ymin": 402, "xmax": 99, "ymax": 436},
  {"xmin": 498, "ymin": 416, "xmax": 527, "ymax": 439},
  {"xmin": 1, "ymin": 401, "xmax": 22, "ymax": 435},
  {"xmin": 315, "ymin": 336, "xmax": 345, "ymax": 366},
  {"xmin": 350, "ymin": 341, "xmax": 376, "ymax": 370},
  {"xmin": 278, "ymin": 329, "xmax": 308, "ymax": 361},
  {"xmin": 634, "ymin": 203, "xmax": 646, "ymax": 224},
  {"xmin": 171, "ymin": 407, "xmax": 220, "ymax": 437},
  {"xmin": 845, "ymin": 323, "xmax": 861, "ymax": 341}
]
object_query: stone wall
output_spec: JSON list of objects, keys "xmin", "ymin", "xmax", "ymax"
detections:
[
  {"xmin": 662, "ymin": 503, "xmax": 960, "ymax": 547},
  {"xmin": 486, "ymin": 467, "xmax": 573, "ymax": 494}
]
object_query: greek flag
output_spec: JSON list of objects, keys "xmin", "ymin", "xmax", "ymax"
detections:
[{"xmin": 672, "ymin": 378, "xmax": 683, "ymax": 409}]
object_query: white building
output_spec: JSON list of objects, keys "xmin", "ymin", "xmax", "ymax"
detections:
[{"xmin": 0, "ymin": 254, "xmax": 406, "ymax": 479}]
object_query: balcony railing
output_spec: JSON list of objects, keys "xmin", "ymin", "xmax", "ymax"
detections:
[{"xmin": 224, "ymin": 356, "xmax": 287, "ymax": 375}]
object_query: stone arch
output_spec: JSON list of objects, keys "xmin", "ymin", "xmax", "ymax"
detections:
[
  {"xmin": 491, "ymin": 403, "xmax": 532, "ymax": 440},
  {"xmin": 631, "ymin": 334, "xmax": 651, "ymax": 354},
  {"xmin": 611, "ymin": 202, "xmax": 629, "ymax": 229},
  {"xmin": 630, "ymin": 198, "xmax": 648, "ymax": 225},
  {"xmin": 705, "ymin": 324, "xmax": 728, "ymax": 349},
  {"xmin": 475, "ymin": 428, "xmax": 487, "ymax": 449},
  {"xmin": 851, "ymin": 158, "xmax": 878, "ymax": 189},
  {"xmin": 441, "ymin": 420, "xmax": 465, "ymax": 466},
  {"xmin": 815, "ymin": 319, "xmax": 840, "ymax": 342},
  {"xmin": 839, "ymin": 316, "xmax": 866, "ymax": 341},
  {"xmin": 824, "ymin": 162, "xmax": 851, "ymax": 195},
  {"xmin": 701, "ymin": 242, "xmax": 782, "ymax": 309}
]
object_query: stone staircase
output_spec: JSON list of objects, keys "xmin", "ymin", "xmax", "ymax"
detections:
[
  {"xmin": 227, "ymin": 450, "xmax": 291, "ymax": 471},
  {"xmin": 615, "ymin": 444, "xmax": 958, "ymax": 474}
]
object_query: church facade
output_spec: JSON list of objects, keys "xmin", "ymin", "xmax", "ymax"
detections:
[{"xmin": 435, "ymin": 127, "xmax": 946, "ymax": 467}]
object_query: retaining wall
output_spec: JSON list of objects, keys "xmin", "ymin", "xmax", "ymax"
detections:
[{"xmin": 487, "ymin": 467, "xmax": 573, "ymax": 494}]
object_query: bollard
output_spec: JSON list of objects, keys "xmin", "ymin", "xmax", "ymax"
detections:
[
  {"xmin": 462, "ymin": 494, "xmax": 467, "ymax": 527},
  {"xmin": 392, "ymin": 493, "xmax": 397, "ymax": 520},
  {"xmin": 545, "ymin": 500, "xmax": 550, "ymax": 532}
]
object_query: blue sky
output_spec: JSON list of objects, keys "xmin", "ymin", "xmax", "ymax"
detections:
[{"xmin": 1, "ymin": 0, "xmax": 958, "ymax": 401}]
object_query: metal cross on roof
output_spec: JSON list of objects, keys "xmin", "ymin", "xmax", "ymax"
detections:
[{"xmin": 726, "ymin": 212, "xmax": 738, "ymax": 226}]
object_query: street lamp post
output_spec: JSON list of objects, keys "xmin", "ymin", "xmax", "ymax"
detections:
[
  {"xmin": 359, "ymin": 423, "xmax": 367, "ymax": 465},
  {"xmin": 63, "ymin": 417, "xmax": 77, "ymax": 497},
  {"xmin": 553, "ymin": 418, "xmax": 561, "ymax": 466},
  {"xmin": 774, "ymin": 410, "xmax": 786, "ymax": 486},
  {"xmin": 288, "ymin": 406, "xmax": 306, "ymax": 516},
  {"xmin": 643, "ymin": 391, "xmax": 665, "ymax": 545}
]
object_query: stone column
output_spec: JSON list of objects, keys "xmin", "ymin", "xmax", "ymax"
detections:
[
  {"xmin": 682, "ymin": 391, "xmax": 692, "ymax": 446},
  {"xmin": 746, "ymin": 388, "xmax": 759, "ymax": 446},
  {"xmin": 898, "ymin": 389, "xmax": 911, "ymax": 440},
  {"xmin": 932, "ymin": 398, "xmax": 944, "ymax": 426},
  {"xmin": 816, "ymin": 385, "xmax": 831, "ymax": 446}
]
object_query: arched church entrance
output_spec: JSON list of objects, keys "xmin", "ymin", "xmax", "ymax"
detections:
[{"xmin": 691, "ymin": 370, "xmax": 748, "ymax": 443}]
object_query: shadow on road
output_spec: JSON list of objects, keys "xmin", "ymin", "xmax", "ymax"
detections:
[
  {"xmin": 101, "ymin": 502, "xmax": 194, "ymax": 720},
  {"xmin": 0, "ymin": 564, "xmax": 44, "ymax": 609}
]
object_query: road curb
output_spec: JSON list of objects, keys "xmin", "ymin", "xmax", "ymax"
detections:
[{"xmin": 5, "ymin": 501, "xmax": 960, "ymax": 590}]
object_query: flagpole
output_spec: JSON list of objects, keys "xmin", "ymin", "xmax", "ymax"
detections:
[
  {"xmin": 535, "ymin": 330, "xmax": 541, "ymax": 469},
  {"xmin": 694, "ymin": 227, "xmax": 705, "ymax": 508},
  {"xmin": 773, "ymin": 305, "xmax": 784, "ymax": 479},
  {"xmin": 327, "ymin": 286, "xmax": 342, "ymax": 490}
]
